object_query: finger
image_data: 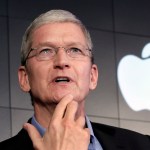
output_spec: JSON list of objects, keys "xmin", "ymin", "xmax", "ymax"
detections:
[
  {"xmin": 76, "ymin": 115, "xmax": 86, "ymax": 128},
  {"xmin": 84, "ymin": 128, "xmax": 91, "ymax": 141},
  {"xmin": 64, "ymin": 100, "xmax": 78, "ymax": 121},
  {"xmin": 52, "ymin": 94, "xmax": 74, "ymax": 120},
  {"xmin": 23, "ymin": 123, "xmax": 43, "ymax": 149}
]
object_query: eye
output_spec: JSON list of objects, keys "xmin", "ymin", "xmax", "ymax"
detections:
[
  {"xmin": 39, "ymin": 48, "xmax": 50, "ymax": 54},
  {"xmin": 69, "ymin": 47, "xmax": 83, "ymax": 54},
  {"xmin": 38, "ymin": 47, "xmax": 55, "ymax": 56}
]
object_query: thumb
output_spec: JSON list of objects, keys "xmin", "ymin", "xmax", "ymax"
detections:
[{"xmin": 23, "ymin": 123, "xmax": 43, "ymax": 149}]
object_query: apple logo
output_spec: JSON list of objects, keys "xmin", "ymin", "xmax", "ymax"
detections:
[{"xmin": 117, "ymin": 43, "xmax": 150, "ymax": 111}]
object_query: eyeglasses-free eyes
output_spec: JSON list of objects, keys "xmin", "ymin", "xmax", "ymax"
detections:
[{"xmin": 25, "ymin": 46, "xmax": 92, "ymax": 62}]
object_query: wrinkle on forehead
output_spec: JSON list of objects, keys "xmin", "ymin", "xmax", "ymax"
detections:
[{"xmin": 31, "ymin": 22, "xmax": 87, "ymax": 48}]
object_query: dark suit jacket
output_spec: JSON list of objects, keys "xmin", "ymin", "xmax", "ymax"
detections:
[{"xmin": 0, "ymin": 121, "xmax": 150, "ymax": 150}]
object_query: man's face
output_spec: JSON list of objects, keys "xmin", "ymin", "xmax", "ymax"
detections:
[{"xmin": 19, "ymin": 22, "xmax": 98, "ymax": 104}]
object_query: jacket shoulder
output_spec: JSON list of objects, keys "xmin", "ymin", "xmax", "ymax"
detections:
[
  {"xmin": 0, "ymin": 128, "xmax": 33, "ymax": 150},
  {"xmin": 92, "ymin": 122, "xmax": 150, "ymax": 149},
  {"xmin": 92, "ymin": 122, "xmax": 149, "ymax": 134}
]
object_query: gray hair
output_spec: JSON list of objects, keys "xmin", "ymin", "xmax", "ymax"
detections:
[{"xmin": 21, "ymin": 9, "xmax": 94, "ymax": 65}]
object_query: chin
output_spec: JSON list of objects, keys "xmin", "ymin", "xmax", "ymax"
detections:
[
  {"xmin": 52, "ymin": 92, "xmax": 71, "ymax": 102},
  {"xmin": 50, "ymin": 89, "xmax": 84, "ymax": 103}
]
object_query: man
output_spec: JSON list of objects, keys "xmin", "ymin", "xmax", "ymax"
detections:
[{"xmin": 0, "ymin": 9, "xmax": 150, "ymax": 150}]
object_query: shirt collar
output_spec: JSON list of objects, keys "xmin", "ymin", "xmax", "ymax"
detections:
[{"xmin": 31, "ymin": 115, "xmax": 46, "ymax": 136}]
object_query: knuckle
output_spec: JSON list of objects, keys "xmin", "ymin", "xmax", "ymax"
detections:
[
  {"xmin": 49, "ymin": 119, "xmax": 58, "ymax": 130},
  {"xmin": 67, "ymin": 100, "xmax": 78, "ymax": 109},
  {"xmin": 62, "ymin": 119, "xmax": 73, "ymax": 128}
]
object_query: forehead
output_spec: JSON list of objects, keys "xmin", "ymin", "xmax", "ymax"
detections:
[{"xmin": 31, "ymin": 22, "xmax": 87, "ymax": 46}]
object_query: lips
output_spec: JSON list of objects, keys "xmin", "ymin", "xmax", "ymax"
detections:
[
  {"xmin": 52, "ymin": 76, "xmax": 72, "ymax": 83},
  {"xmin": 55, "ymin": 77, "xmax": 70, "ymax": 82}
]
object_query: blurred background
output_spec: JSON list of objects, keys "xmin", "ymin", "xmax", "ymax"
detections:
[{"xmin": 1, "ymin": 0, "xmax": 150, "ymax": 142}]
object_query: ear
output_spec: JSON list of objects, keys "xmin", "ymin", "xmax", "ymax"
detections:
[
  {"xmin": 89, "ymin": 64, "xmax": 98, "ymax": 90},
  {"xmin": 18, "ymin": 66, "xmax": 31, "ymax": 92}
]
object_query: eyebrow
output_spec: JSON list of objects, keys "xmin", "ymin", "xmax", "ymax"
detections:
[
  {"xmin": 32, "ymin": 42, "xmax": 56, "ymax": 48},
  {"xmin": 32, "ymin": 41, "xmax": 87, "ymax": 48}
]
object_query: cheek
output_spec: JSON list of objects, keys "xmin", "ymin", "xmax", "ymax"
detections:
[
  {"xmin": 27, "ymin": 64, "xmax": 49, "ymax": 89},
  {"xmin": 77, "ymin": 65, "xmax": 91, "ymax": 88}
]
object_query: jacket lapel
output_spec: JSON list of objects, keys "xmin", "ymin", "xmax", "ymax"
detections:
[{"xmin": 92, "ymin": 122, "xmax": 127, "ymax": 150}]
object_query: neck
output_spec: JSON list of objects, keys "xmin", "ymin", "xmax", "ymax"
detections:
[{"xmin": 33, "ymin": 101, "xmax": 85, "ymax": 128}]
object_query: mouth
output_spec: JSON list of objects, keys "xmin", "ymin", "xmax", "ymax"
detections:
[{"xmin": 54, "ymin": 77, "xmax": 71, "ymax": 83}]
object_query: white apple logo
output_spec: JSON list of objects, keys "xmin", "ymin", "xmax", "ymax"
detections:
[{"xmin": 117, "ymin": 43, "xmax": 150, "ymax": 111}]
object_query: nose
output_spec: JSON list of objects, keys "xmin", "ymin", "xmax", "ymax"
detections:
[{"xmin": 53, "ymin": 47, "xmax": 70, "ymax": 69}]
